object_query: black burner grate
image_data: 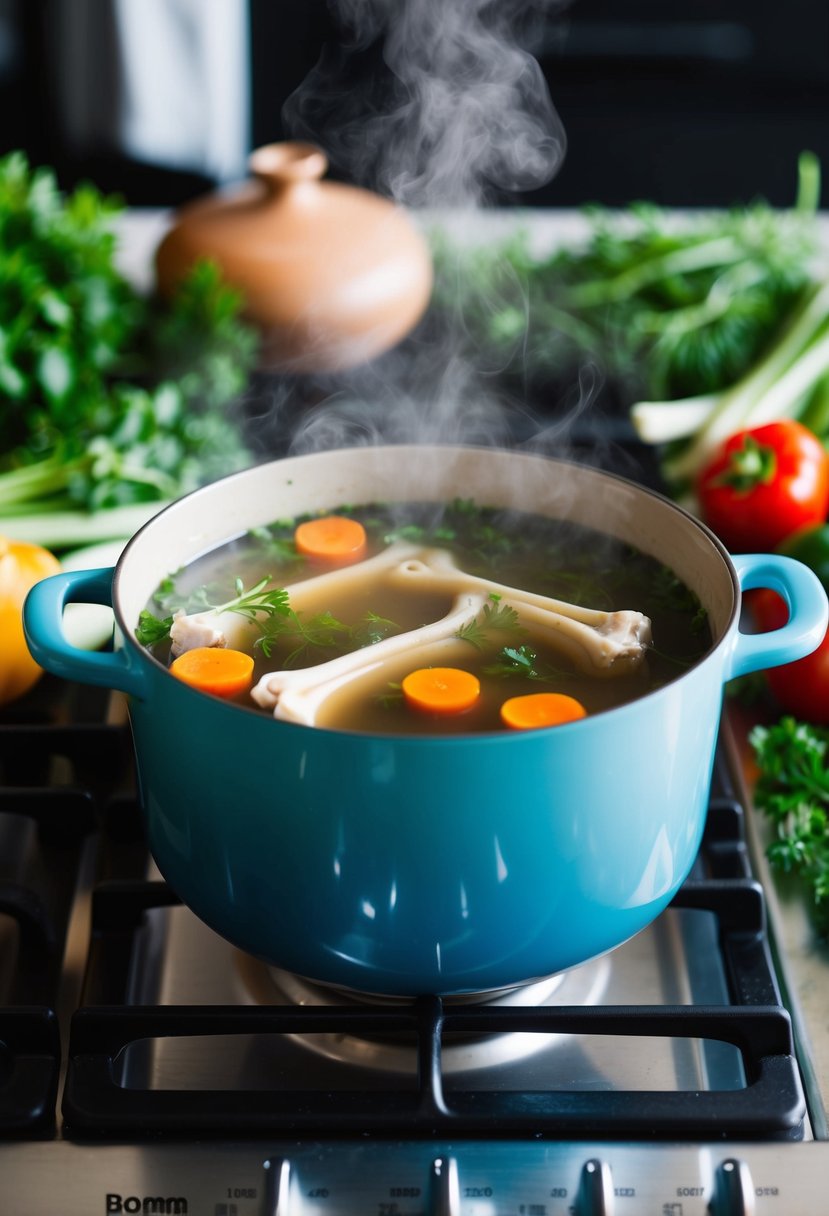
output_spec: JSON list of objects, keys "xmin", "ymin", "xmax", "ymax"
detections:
[
  {"xmin": 0, "ymin": 711, "xmax": 131, "ymax": 1136},
  {"xmin": 62, "ymin": 996, "xmax": 803, "ymax": 1141}
]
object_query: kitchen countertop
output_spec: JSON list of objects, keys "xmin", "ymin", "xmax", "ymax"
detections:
[{"xmin": 113, "ymin": 205, "xmax": 611, "ymax": 288}]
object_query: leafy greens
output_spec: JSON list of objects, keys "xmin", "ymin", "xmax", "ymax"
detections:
[
  {"xmin": 430, "ymin": 155, "xmax": 819, "ymax": 404},
  {"xmin": 0, "ymin": 152, "xmax": 258, "ymax": 547},
  {"xmin": 750, "ymin": 716, "xmax": 829, "ymax": 934}
]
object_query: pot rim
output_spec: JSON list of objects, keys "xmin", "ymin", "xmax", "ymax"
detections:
[{"xmin": 111, "ymin": 443, "xmax": 739, "ymax": 738}]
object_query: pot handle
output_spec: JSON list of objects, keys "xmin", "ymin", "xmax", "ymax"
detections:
[
  {"xmin": 23, "ymin": 567, "xmax": 147, "ymax": 700},
  {"xmin": 727, "ymin": 553, "xmax": 829, "ymax": 680}
]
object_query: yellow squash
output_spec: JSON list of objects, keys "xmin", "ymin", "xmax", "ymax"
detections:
[{"xmin": 0, "ymin": 535, "xmax": 61, "ymax": 705}]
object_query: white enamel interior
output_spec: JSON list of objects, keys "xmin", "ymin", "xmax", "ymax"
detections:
[{"xmin": 114, "ymin": 445, "xmax": 738, "ymax": 647}]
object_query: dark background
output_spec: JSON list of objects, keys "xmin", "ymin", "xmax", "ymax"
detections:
[{"xmin": 1, "ymin": 0, "xmax": 827, "ymax": 210}]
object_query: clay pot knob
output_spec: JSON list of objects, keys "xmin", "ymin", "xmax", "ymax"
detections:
[{"xmin": 248, "ymin": 142, "xmax": 328, "ymax": 187}]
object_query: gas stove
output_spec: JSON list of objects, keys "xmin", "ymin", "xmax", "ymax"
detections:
[{"xmin": 1, "ymin": 669, "xmax": 828, "ymax": 1216}]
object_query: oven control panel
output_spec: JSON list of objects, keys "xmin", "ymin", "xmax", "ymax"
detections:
[
  {"xmin": 1, "ymin": 1139, "xmax": 815, "ymax": 1215},
  {"xmin": 259, "ymin": 1142, "xmax": 804, "ymax": 1216}
]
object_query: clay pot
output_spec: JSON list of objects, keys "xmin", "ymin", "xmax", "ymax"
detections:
[{"xmin": 154, "ymin": 142, "xmax": 434, "ymax": 373}]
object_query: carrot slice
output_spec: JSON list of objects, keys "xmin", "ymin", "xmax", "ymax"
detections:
[
  {"xmin": 500, "ymin": 692, "xmax": 587, "ymax": 731},
  {"xmin": 170, "ymin": 647, "xmax": 255, "ymax": 698},
  {"xmin": 294, "ymin": 515, "xmax": 367, "ymax": 564},
  {"xmin": 402, "ymin": 667, "xmax": 481, "ymax": 716}
]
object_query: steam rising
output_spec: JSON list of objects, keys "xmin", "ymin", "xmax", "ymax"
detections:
[
  {"xmin": 270, "ymin": 0, "xmax": 603, "ymax": 467},
  {"xmin": 283, "ymin": 0, "xmax": 567, "ymax": 207}
]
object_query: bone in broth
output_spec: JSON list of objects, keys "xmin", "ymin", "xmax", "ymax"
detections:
[{"xmin": 135, "ymin": 500, "xmax": 712, "ymax": 734}]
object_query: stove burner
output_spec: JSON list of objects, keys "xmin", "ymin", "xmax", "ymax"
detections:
[{"xmin": 236, "ymin": 954, "xmax": 612, "ymax": 1073}]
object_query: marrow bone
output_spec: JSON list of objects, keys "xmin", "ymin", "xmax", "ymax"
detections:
[
  {"xmin": 387, "ymin": 549, "xmax": 651, "ymax": 673},
  {"xmin": 168, "ymin": 542, "xmax": 421, "ymax": 658},
  {"xmin": 252, "ymin": 592, "xmax": 490, "ymax": 724},
  {"xmin": 251, "ymin": 547, "xmax": 652, "ymax": 726}
]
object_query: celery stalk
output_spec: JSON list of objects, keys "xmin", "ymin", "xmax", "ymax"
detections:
[
  {"xmin": 0, "ymin": 502, "xmax": 168, "ymax": 548},
  {"xmin": 631, "ymin": 393, "xmax": 719, "ymax": 443},
  {"xmin": 631, "ymin": 277, "xmax": 829, "ymax": 484}
]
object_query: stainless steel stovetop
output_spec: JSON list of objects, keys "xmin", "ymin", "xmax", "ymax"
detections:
[{"xmin": 1, "ymin": 681, "xmax": 828, "ymax": 1216}]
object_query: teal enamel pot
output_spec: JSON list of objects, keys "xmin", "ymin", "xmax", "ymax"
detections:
[{"xmin": 23, "ymin": 445, "xmax": 829, "ymax": 996}]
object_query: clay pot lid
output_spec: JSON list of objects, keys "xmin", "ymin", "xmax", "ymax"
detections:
[{"xmin": 155, "ymin": 141, "xmax": 434, "ymax": 373}]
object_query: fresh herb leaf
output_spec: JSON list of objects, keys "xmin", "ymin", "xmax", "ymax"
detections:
[
  {"xmin": 351, "ymin": 610, "xmax": 399, "ymax": 648},
  {"xmin": 256, "ymin": 602, "xmax": 400, "ymax": 665},
  {"xmin": 281, "ymin": 610, "xmax": 351, "ymax": 667},
  {"xmin": 137, "ymin": 573, "xmax": 289, "ymax": 649},
  {"xmin": 647, "ymin": 563, "xmax": 708, "ymax": 633},
  {"xmin": 383, "ymin": 523, "xmax": 427, "ymax": 544},
  {"xmin": 480, "ymin": 596, "xmax": 521, "ymax": 633},
  {"xmin": 152, "ymin": 575, "xmax": 179, "ymax": 611},
  {"xmin": 256, "ymin": 608, "xmax": 351, "ymax": 666},
  {"xmin": 135, "ymin": 610, "xmax": 174, "ymax": 646},
  {"xmin": 211, "ymin": 576, "xmax": 290, "ymax": 623},
  {"xmin": 456, "ymin": 594, "xmax": 525, "ymax": 650},
  {"xmin": 483, "ymin": 643, "xmax": 541, "ymax": 679},
  {"xmin": 377, "ymin": 682, "xmax": 404, "ymax": 709},
  {"xmin": 455, "ymin": 616, "xmax": 489, "ymax": 649},
  {"xmin": 247, "ymin": 525, "xmax": 304, "ymax": 567},
  {"xmin": 492, "ymin": 643, "xmax": 538, "ymax": 674},
  {"xmin": 750, "ymin": 716, "xmax": 829, "ymax": 933},
  {"xmin": 482, "ymin": 642, "xmax": 578, "ymax": 683}
]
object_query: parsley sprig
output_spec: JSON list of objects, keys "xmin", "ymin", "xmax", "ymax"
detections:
[
  {"xmin": 256, "ymin": 608, "xmax": 349, "ymax": 665},
  {"xmin": 750, "ymin": 716, "xmax": 829, "ymax": 931},
  {"xmin": 136, "ymin": 565, "xmax": 402, "ymax": 671},
  {"xmin": 256, "ymin": 608, "xmax": 400, "ymax": 666},
  {"xmin": 135, "ymin": 575, "xmax": 289, "ymax": 647},
  {"xmin": 211, "ymin": 577, "xmax": 290, "ymax": 623},
  {"xmin": 456, "ymin": 594, "xmax": 523, "ymax": 649}
]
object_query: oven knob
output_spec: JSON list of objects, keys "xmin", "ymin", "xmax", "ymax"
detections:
[
  {"xmin": 711, "ymin": 1158, "xmax": 756, "ymax": 1216},
  {"xmin": 429, "ymin": 1155, "xmax": 460, "ymax": 1216},
  {"xmin": 576, "ymin": 1158, "xmax": 614, "ymax": 1216},
  {"xmin": 263, "ymin": 1157, "xmax": 292, "ymax": 1215}
]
